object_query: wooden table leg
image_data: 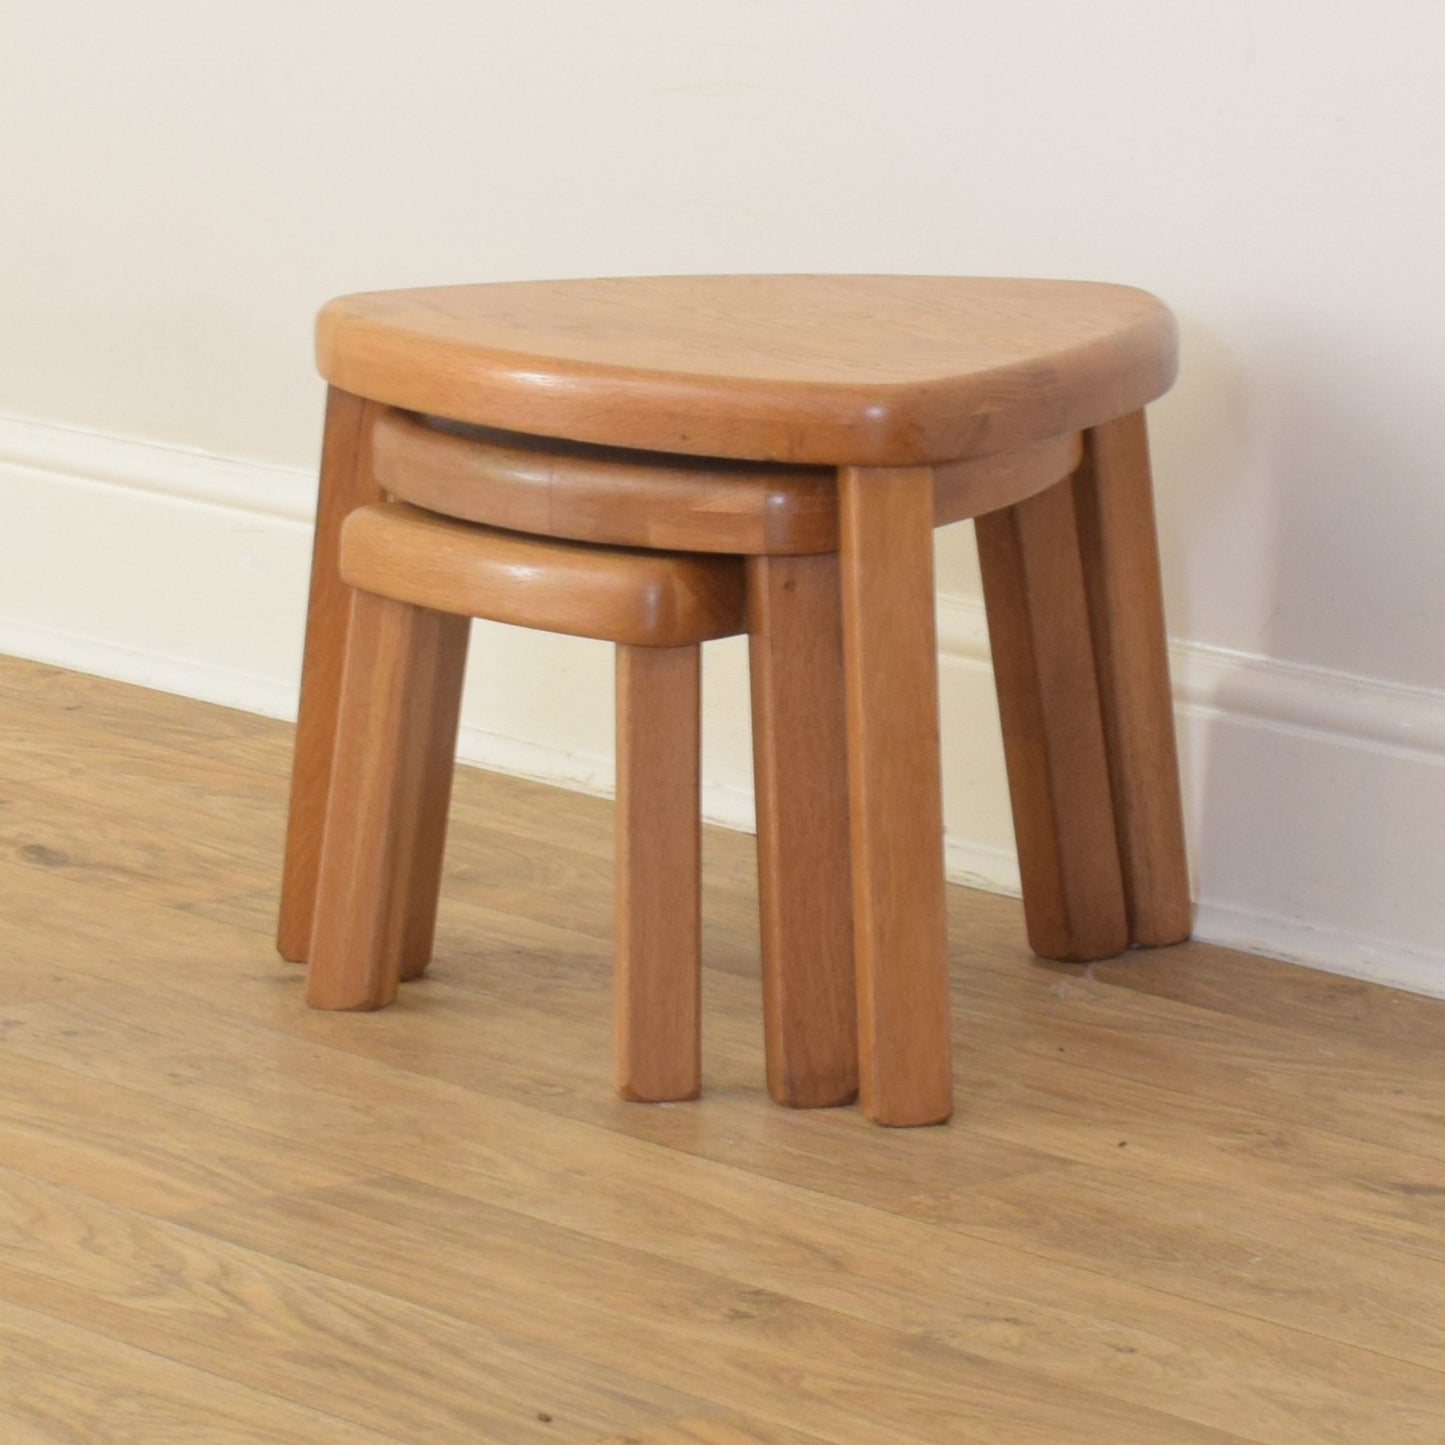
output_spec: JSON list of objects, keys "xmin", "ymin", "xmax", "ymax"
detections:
[
  {"xmin": 277, "ymin": 388, "xmax": 383, "ymax": 962},
  {"xmin": 976, "ymin": 479, "xmax": 1130, "ymax": 962},
  {"xmin": 747, "ymin": 553, "xmax": 858, "ymax": 1109},
  {"xmin": 614, "ymin": 644, "xmax": 703, "ymax": 1103},
  {"xmin": 307, "ymin": 593, "xmax": 467, "ymax": 1010},
  {"xmin": 1073, "ymin": 412, "xmax": 1192, "ymax": 947},
  {"xmin": 838, "ymin": 466, "xmax": 952, "ymax": 1127},
  {"xmin": 396, "ymin": 618, "xmax": 470, "ymax": 982}
]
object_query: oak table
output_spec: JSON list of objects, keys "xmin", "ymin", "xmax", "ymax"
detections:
[{"xmin": 279, "ymin": 276, "xmax": 1191, "ymax": 1126}]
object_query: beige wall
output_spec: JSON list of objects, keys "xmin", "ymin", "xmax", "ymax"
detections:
[{"xmin": 4, "ymin": 1, "xmax": 1444, "ymax": 988}]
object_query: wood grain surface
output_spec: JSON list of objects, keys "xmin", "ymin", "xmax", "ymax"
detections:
[
  {"xmin": 340, "ymin": 503, "xmax": 747, "ymax": 647},
  {"xmin": 276, "ymin": 387, "xmax": 383, "ymax": 963},
  {"xmin": 614, "ymin": 644, "xmax": 703, "ymax": 1102},
  {"xmin": 371, "ymin": 408, "xmax": 840, "ymax": 556},
  {"xmin": 1, "ymin": 654, "xmax": 1443, "ymax": 1443},
  {"xmin": 370, "ymin": 407, "xmax": 1082, "ymax": 554},
  {"xmin": 585, "ymin": 1423, "xmax": 824, "ymax": 1445},
  {"xmin": 745, "ymin": 552, "xmax": 857, "ymax": 1109},
  {"xmin": 317, "ymin": 275, "xmax": 1177, "ymax": 465},
  {"xmin": 975, "ymin": 478, "xmax": 1129, "ymax": 960},
  {"xmin": 306, "ymin": 593, "xmax": 469, "ymax": 1011},
  {"xmin": 1073, "ymin": 411, "xmax": 1192, "ymax": 945},
  {"xmin": 837, "ymin": 467, "xmax": 952, "ymax": 1126}
]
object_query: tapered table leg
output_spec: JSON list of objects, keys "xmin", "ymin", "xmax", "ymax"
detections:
[
  {"xmin": 747, "ymin": 552, "xmax": 858, "ymax": 1109},
  {"xmin": 307, "ymin": 593, "xmax": 468, "ymax": 1010},
  {"xmin": 277, "ymin": 388, "xmax": 383, "ymax": 962},
  {"xmin": 837, "ymin": 466, "xmax": 952, "ymax": 1127},
  {"xmin": 396, "ymin": 624, "xmax": 470, "ymax": 982},
  {"xmin": 614, "ymin": 644, "xmax": 703, "ymax": 1103},
  {"xmin": 1073, "ymin": 412, "xmax": 1192, "ymax": 946},
  {"xmin": 976, "ymin": 478, "xmax": 1129, "ymax": 962}
]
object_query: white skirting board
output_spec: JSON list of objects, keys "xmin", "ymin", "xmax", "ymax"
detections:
[{"xmin": 4, "ymin": 411, "xmax": 1443, "ymax": 998}]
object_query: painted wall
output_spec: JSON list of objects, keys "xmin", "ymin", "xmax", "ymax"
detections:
[{"xmin": 3, "ymin": 2, "xmax": 1443, "ymax": 989}]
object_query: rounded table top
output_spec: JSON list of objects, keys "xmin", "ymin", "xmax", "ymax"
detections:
[{"xmin": 317, "ymin": 275, "xmax": 1177, "ymax": 466}]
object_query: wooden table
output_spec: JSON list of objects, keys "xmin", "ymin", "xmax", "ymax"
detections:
[{"xmin": 279, "ymin": 276, "xmax": 1190, "ymax": 1126}]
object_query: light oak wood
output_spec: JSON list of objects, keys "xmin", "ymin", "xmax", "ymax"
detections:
[
  {"xmin": 318, "ymin": 275, "xmax": 1177, "ymax": 465},
  {"xmin": 837, "ymin": 466, "xmax": 952, "ymax": 1126},
  {"xmin": 371, "ymin": 406, "xmax": 1082, "ymax": 553},
  {"xmin": 4, "ymin": 656, "xmax": 1445, "ymax": 1443},
  {"xmin": 299, "ymin": 278, "xmax": 1184, "ymax": 1135},
  {"xmin": 0, "ymin": 1163, "xmax": 694, "ymax": 1442},
  {"xmin": 307, "ymin": 593, "xmax": 469, "ymax": 1010},
  {"xmin": 0, "ymin": 1048, "xmax": 363, "ymax": 1219},
  {"xmin": 932, "ymin": 430, "xmax": 1083, "ymax": 528},
  {"xmin": 1073, "ymin": 411, "xmax": 1192, "ymax": 945},
  {"xmin": 614, "ymin": 646, "xmax": 703, "ymax": 1102},
  {"xmin": 975, "ymin": 478, "xmax": 1130, "ymax": 961},
  {"xmin": 587, "ymin": 1422, "xmax": 823, "ymax": 1445},
  {"xmin": 181, "ymin": 1171, "xmax": 1253, "ymax": 1445},
  {"xmin": 373, "ymin": 409, "xmax": 839, "ymax": 555},
  {"xmin": 0, "ymin": 1297, "xmax": 402, "ymax": 1445},
  {"xmin": 276, "ymin": 387, "xmax": 382, "ymax": 963},
  {"xmin": 291, "ymin": 397, "xmax": 1078, "ymax": 1015},
  {"xmin": 8, "ymin": 954, "xmax": 1443, "ymax": 1443},
  {"xmin": 746, "ymin": 553, "xmax": 857, "ymax": 1109},
  {"xmin": 341, "ymin": 502, "xmax": 746, "ymax": 646},
  {"xmin": 396, "ymin": 599, "xmax": 469, "ymax": 984},
  {"xmin": 317, "ymin": 515, "xmax": 737, "ymax": 1097}
]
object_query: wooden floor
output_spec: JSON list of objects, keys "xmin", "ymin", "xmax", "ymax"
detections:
[{"xmin": 0, "ymin": 653, "xmax": 1442, "ymax": 1443}]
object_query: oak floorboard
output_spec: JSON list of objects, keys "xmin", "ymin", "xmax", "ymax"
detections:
[
  {"xmin": 0, "ymin": 869, "xmax": 1071, "ymax": 1209},
  {"xmin": 5, "ymin": 849, "xmax": 1445, "ymax": 1290},
  {"xmin": 957, "ymin": 1040, "xmax": 1445, "ymax": 1265},
  {"xmin": 0, "ymin": 1163, "xmax": 704, "ymax": 1443},
  {"xmin": 2, "ymin": 655, "xmax": 1445, "ymax": 1442},
  {"xmin": 187, "ymin": 1170, "xmax": 1445, "ymax": 1445},
  {"xmin": 196, "ymin": 965, "xmax": 1445, "ymax": 1374},
  {"xmin": 0, "ymin": 1294, "xmax": 405, "ymax": 1444},
  {"xmin": 115, "ymin": 862, "xmax": 1445, "ymax": 1281},
  {"xmin": 946, "ymin": 955, "xmax": 1445, "ymax": 1163},
  {"xmin": 586, "ymin": 1422, "xmax": 823, "ymax": 1445},
  {"xmin": 2, "ymin": 984, "xmax": 1440, "ymax": 1443},
  {"xmin": 0, "ymin": 1049, "xmax": 365, "ymax": 1220},
  {"xmin": 183, "ymin": 1178, "xmax": 1249, "ymax": 1445},
  {"xmin": 6, "ymin": 843, "xmax": 1445, "ymax": 1384},
  {"xmin": 0, "ymin": 779, "xmax": 265, "ymax": 916},
  {"xmin": 1089, "ymin": 942, "xmax": 1445, "ymax": 1054},
  {"xmin": 0, "ymin": 658, "xmax": 281, "ymax": 760}
]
